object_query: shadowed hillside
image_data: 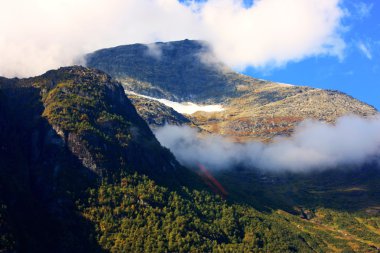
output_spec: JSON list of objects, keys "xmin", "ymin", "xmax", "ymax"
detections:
[{"xmin": 0, "ymin": 66, "xmax": 199, "ymax": 252}]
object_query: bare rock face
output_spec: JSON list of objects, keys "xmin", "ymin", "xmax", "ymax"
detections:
[
  {"xmin": 86, "ymin": 40, "xmax": 377, "ymax": 141},
  {"xmin": 66, "ymin": 133, "xmax": 98, "ymax": 172}
]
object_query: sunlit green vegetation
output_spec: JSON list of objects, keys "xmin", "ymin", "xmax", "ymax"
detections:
[{"xmin": 79, "ymin": 173, "xmax": 380, "ymax": 253}]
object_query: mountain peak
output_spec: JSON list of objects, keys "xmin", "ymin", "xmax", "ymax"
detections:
[
  {"xmin": 85, "ymin": 40, "xmax": 247, "ymax": 102},
  {"xmin": 86, "ymin": 41, "xmax": 377, "ymax": 141},
  {"xmin": 0, "ymin": 66, "xmax": 195, "ymax": 184}
]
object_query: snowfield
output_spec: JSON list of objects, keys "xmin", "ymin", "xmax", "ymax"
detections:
[{"xmin": 126, "ymin": 91, "xmax": 224, "ymax": 114}]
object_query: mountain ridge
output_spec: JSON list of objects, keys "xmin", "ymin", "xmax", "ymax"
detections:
[
  {"xmin": 86, "ymin": 39, "xmax": 377, "ymax": 141},
  {"xmin": 0, "ymin": 66, "xmax": 201, "ymax": 251}
]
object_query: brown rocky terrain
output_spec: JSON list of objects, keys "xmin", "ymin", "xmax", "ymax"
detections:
[
  {"xmin": 123, "ymin": 80, "xmax": 377, "ymax": 142},
  {"xmin": 189, "ymin": 83, "xmax": 377, "ymax": 141}
]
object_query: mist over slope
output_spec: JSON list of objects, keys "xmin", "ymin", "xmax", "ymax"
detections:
[{"xmin": 155, "ymin": 115, "xmax": 380, "ymax": 172}]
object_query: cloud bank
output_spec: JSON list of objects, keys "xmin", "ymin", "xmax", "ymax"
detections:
[
  {"xmin": 154, "ymin": 115, "xmax": 380, "ymax": 172},
  {"xmin": 1, "ymin": 0, "xmax": 346, "ymax": 77}
]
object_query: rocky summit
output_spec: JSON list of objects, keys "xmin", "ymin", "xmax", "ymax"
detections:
[
  {"xmin": 86, "ymin": 39, "xmax": 243, "ymax": 102},
  {"xmin": 86, "ymin": 40, "xmax": 377, "ymax": 141}
]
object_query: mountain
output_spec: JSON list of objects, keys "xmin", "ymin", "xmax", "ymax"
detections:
[
  {"xmin": 1, "ymin": 48, "xmax": 380, "ymax": 252},
  {"xmin": 1, "ymin": 66, "xmax": 193, "ymax": 181},
  {"xmin": 85, "ymin": 39, "xmax": 246, "ymax": 102},
  {"xmin": 86, "ymin": 40, "xmax": 377, "ymax": 141},
  {"xmin": 0, "ymin": 66, "xmax": 199, "ymax": 252},
  {"xmin": 85, "ymin": 41, "xmax": 380, "ymax": 252}
]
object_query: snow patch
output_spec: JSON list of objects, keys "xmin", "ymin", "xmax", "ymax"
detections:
[
  {"xmin": 277, "ymin": 82, "xmax": 294, "ymax": 87},
  {"xmin": 126, "ymin": 91, "xmax": 224, "ymax": 115}
]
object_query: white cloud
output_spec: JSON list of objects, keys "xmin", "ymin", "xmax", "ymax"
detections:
[
  {"xmin": 357, "ymin": 41, "xmax": 372, "ymax": 59},
  {"xmin": 199, "ymin": 0, "xmax": 346, "ymax": 69},
  {"xmin": 0, "ymin": 0, "xmax": 346, "ymax": 77},
  {"xmin": 154, "ymin": 115, "xmax": 380, "ymax": 172}
]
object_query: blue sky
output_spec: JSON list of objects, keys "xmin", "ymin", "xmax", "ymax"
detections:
[{"xmin": 242, "ymin": 1, "xmax": 380, "ymax": 109}]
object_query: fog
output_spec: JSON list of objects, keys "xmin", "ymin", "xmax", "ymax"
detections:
[{"xmin": 154, "ymin": 115, "xmax": 380, "ymax": 172}]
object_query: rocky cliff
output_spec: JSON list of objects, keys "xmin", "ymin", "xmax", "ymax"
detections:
[{"xmin": 0, "ymin": 66, "xmax": 197, "ymax": 252}]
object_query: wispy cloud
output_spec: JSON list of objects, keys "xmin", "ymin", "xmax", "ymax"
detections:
[
  {"xmin": 354, "ymin": 2, "xmax": 373, "ymax": 19},
  {"xmin": 145, "ymin": 43, "xmax": 163, "ymax": 60},
  {"xmin": 0, "ymin": 0, "xmax": 347, "ymax": 78},
  {"xmin": 357, "ymin": 41, "xmax": 372, "ymax": 59}
]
